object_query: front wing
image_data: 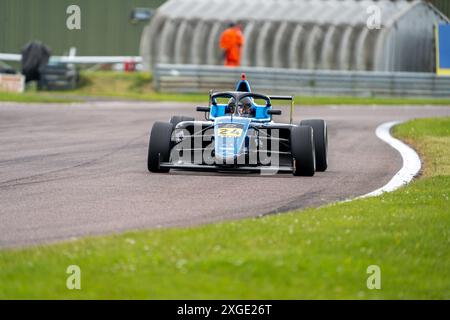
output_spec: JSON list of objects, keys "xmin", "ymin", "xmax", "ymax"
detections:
[{"xmin": 159, "ymin": 162, "xmax": 294, "ymax": 174}]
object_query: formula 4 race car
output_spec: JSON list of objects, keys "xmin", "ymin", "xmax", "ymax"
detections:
[{"xmin": 147, "ymin": 74, "xmax": 327, "ymax": 176}]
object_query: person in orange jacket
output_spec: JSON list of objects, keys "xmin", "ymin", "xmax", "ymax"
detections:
[{"xmin": 219, "ymin": 22, "xmax": 244, "ymax": 67}]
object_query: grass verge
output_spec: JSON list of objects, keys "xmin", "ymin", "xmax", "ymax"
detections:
[
  {"xmin": 1, "ymin": 71, "xmax": 450, "ymax": 105},
  {"xmin": 0, "ymin": 91, "xmax": 77, "ymax": 103},
  {"xmin": 0, "ymin": 117, "xmax": 449, "ymax": 299}
]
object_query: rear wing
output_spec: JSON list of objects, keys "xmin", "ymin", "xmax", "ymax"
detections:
[{"xmin": 268, "ymin": 95, "xmax": 295, "ymax": 124}]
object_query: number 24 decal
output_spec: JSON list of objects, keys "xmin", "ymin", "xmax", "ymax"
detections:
[{"xmin": 218, "ymin": 128, "xmax": 243, "ymax": 137}]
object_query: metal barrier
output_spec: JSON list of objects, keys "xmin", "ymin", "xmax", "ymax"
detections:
[
  {"xmin": 154, "ymin": 64, "xmax": 450, "ymax": 98},
  {"xmin": 0, "ymin": 53, "xmax": 142, "ymax": 64}
]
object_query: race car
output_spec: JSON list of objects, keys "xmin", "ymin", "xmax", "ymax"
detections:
[{"xmin": 147, "ymin": 74, "xmax": 327, "ymax": 176}]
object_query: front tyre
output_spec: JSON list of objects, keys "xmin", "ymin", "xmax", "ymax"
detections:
[
  {"xmin": 300, "ymin": 119, "xmax": 328, "ymax": 172},
  {"xmin": 291, "ymin": 126, "xmax": 315, "ymax": 176},
  {"xmin": 147, "ymin": 122, "xmax": 174, "ymax": 173}
]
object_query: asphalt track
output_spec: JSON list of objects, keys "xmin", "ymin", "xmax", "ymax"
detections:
[{"xmin": 1, "ymin": 102, "xmax": 449, "ymax": 247}]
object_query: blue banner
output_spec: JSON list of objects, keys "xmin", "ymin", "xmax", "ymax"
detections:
[{"xmin": 436, "ymin": 24, "xmax": 450, "ymax": 76}]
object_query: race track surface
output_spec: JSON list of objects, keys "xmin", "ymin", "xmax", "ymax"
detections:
[{"xmin": 1, "ymin": 102, "xmax": 449, "ymax": 247}]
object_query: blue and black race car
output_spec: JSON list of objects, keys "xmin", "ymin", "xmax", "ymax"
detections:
[{"xmin": 147, "ymin": 74, "xmax": 327, "ymax": 176}]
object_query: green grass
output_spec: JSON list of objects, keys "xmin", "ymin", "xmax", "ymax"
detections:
[
  {"xmin": 1, "ymin": 117, "xmax": 449, "ymax": 299},
  {"xmin": 66, "ymin": 71, "xmax": 210, "ymax": 103},
  {"xmin": 300, "ymin": 96, "xmax": 450, "ymax": 106},
  {"xmin": 393, "ymin": 118, "xmax": 450, "ymax": 177},
  {"xmin": 0, "ymin": 91, "xmax": 77, "ymax": 103},
  {"xmin": 1, "ymin": 71, "xmax": 450, "ymax": 105}
]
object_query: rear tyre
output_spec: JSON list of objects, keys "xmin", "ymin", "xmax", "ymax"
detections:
[
  {"xmin": 147, "ymin": 122, "xmax": 174, "ymax": 173},
  {"xmin": 300, "ymin": 119, "xmax": 328, "ymax": 172},
  {"xmin": 291, "ymin": 126, "xmax": 315, "ymax": 176},
  {"xmin": 170, "ymin": 115, "xmax": 195, "ymax": 127}
]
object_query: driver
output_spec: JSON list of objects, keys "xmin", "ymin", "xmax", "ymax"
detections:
[
  {"xmin": 238, "ymin": 97, "xmax": 254, "ymax": 117},
  {"xmin": 225, "ymin": 96, "xmax": 254, "ymax": 117}
]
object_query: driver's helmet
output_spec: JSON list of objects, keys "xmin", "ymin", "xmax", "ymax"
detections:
[
  {"xmin": 238, "ymin": 97, "xmax": 253, "ymax": 117},
  {"xmin": 227, "ymin": 97, "xmax": 236, "ymax": 114}
]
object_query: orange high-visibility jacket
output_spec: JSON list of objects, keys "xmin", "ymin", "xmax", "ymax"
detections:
[{"xmin": 219, "ymin": 27, "xmax": 244, "ymax": 66}]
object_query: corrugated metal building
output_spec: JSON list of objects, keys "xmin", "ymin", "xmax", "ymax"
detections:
[{"xmin": 0, "ymin": 0, "xmax": 164, "ymax": 56}]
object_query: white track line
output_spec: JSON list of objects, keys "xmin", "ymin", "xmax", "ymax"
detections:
[{"xmin": 358, "ymin": 120, "xmax": 422, "ymax": 198}]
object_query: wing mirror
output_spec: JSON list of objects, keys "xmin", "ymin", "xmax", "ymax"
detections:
[
  {"xmin": 267, "ymin": 109, "xmax": 282, "ymax": 115},
  {"xmin": 196, "ymin": 106, "xmax": 210, "ymax": 112}
]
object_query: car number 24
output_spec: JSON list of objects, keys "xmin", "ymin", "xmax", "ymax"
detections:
[{"xmin": 217, "ymin": 127, "xmax": 243, "ymax": 137}]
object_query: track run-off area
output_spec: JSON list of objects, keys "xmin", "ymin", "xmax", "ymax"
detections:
[{"xmin": 1, "ymin": 101, "xmax": 449, "ymax": 247}]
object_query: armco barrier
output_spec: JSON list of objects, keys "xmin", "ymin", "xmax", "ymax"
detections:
[{"xmin": 153, "ymin": 64, "xmax": 450, "ymax": 98}]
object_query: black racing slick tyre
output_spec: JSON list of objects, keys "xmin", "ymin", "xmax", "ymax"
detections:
[
  {"xmin": 169, "ymin": 115, "xmax": 195, "ymax": 127},
  {"xmin": 300, "ymin": 119, "xmax": 328, "ymax": 172},
  {"xmin": 147, "ymin": 122, "xmax": 174, "ymax": 173},
  {"xmin": 291, "ymin": 125, "xmax": 315, "ymax": 176}
]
